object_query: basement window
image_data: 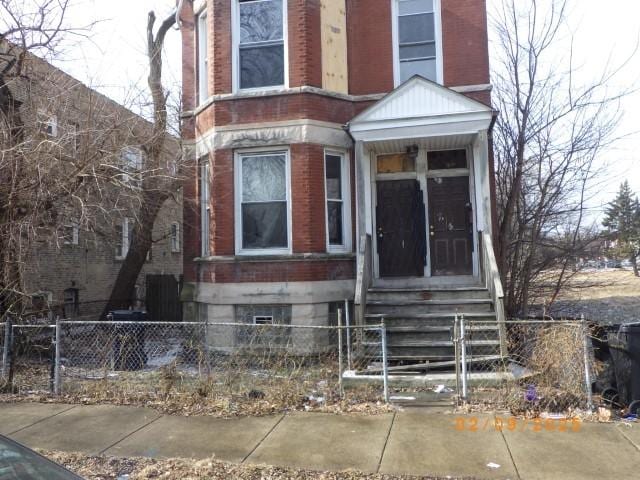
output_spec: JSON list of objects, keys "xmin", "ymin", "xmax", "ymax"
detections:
[
  {"xmin": 235, "ymin": 305, "xmax": 292, "ymax": 346},
  {"xmin": 235, "ymin": 0, "xmax": 287, "ymax": 90}
]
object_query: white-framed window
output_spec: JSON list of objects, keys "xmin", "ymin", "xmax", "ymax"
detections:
[
  {"xmin": 235, "ymin": 148, "xmax": 291, "ymax": 255},
  {"xmin": 170, "ymin": 222, "xmax": 181, "ymax": 253},
  {"xmin": 37, "ymin": 110, "xmax": 57, "ymax": 137},
  {"xmin": 115, "ymin": 218, "xmax": 130, "ymax": 260},
  {"xmin": 200, "ymin": 159, "xmax": 211, "ymax": 257},
  {"xmin": 62, "ymin": 222, "xmax": 79, "ymax": 245},
  {"xmin": 392, "ymin": 0, "xmax": 443, "ymax": 85},
  {"xmin": 233, "ymin": 0, "xmax": 287, "ymax": 91},
  {"xmin": 197, "ymin": 9, "xmax": 209, "ymax": 104},
  {"xmin": 121, "ymin": 146, "xmax": 143, "ymax": 185},
  {"xmin": 324, "ymin": 150, "xmax": 352, "ymax": 252}
]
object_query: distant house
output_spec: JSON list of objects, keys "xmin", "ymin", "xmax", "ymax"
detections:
[
  {"xmin": 179, "ymin": 0, "xmax": 505, "ymax": 359},
  {"xmin": 0, "ymin": 41, "xmax": 183, "ymax": 320}
]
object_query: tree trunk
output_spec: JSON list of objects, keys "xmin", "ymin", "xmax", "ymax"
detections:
[
  {"xmin": 100, "ymin": 190, "xmax": 168, "ymax": 318},
  {"xmin": 631, "ymin": 255, "xmax": 639, "ymax": 277}
]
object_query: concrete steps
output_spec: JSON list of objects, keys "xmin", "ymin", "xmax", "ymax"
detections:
[{"xmin": 363, "ymin": 285, "xmax": 502, "ymax": 367}]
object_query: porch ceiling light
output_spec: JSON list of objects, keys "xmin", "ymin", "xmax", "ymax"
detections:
[{"xmin": 406, "ymin": 144, "xmax": 419, "ymax": 161}]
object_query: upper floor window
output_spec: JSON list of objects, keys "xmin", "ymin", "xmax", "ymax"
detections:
[
  {"xmin": 197, "ymin": 10, "xmax": 208, "ymax": 104},
  {"xmin": 170, "ymin": 222, "xmax": 181, "ymax": 253},
  {"xmin": 394, "ymin": 0, "xmax": 441, "ymax": 84},
  {"xmin": 235, "ymin": 0, "xmax": 286, "ymax": 91},
  {"xmin": 37, "ymin": 110, "xmax": 57, "ymax": 137}
]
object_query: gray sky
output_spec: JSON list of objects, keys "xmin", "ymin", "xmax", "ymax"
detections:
[{"xmin": 55, "ymin": 0, "xmax": 640, "ymax": 220}]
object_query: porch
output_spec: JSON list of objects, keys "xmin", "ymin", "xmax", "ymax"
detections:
[{"xmin": 347, "ymin": 76, "xmax": 506, "ymax": 368}]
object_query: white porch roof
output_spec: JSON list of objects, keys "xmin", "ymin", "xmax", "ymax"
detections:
[{"xmin": 348, "ymin": 76, "xmax": 493, "ymax": 142}]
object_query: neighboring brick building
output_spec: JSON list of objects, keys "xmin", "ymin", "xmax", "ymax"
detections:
[
  {"xmin": 1, "ymin": 42, "xmax": 183, "ymax": 319},
  {"xmin": 179, "ymin": 0, "xmax": 502, "ymax": 348}
]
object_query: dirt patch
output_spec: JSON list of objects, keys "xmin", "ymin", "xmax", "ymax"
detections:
[{"xmin": 41, "ymin": 451, "xmax": 469, "ymax": 480}]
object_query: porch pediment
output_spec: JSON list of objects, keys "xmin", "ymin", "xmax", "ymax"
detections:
[{"xmin": 349, "ymin": 76, "xmax": 493, "ymax": 141}]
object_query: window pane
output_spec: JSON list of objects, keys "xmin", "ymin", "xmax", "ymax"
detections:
[
  {"xmin": 240, "ymin": 0, "xmax": 283, "ymax": 43},
  {"xmin": 242, "ymin": 202, "xmax": 288, "ymax": 249},
  {"xmin": 327, "ymin": 200, "xmax": 343, "ymax": 245},
  {"xmin": 399, "ymin": 13, "xmax": 435, "ymax": 44},
  {"xmin": 325, "ymin": 155, "xmax": 342, "ymax": 200},
  {"xmin": 377, "ymin": 153, "xmax": 416, "ymax": 173},
  {"xmin": 400, "ymin": 58, "xmax": 437, "ymax": 82},
  {"xmin": 428, "ymin": 149, "xmax": 468, "ymax": 170},
  {"xmin": 242, "ymin": 154, "xmax": 286, "ymax": 202},
  {"xmin": 400, "ymin": 42, "xmax": 436, "ymax": 60},
  {"xmin": 240, "ymin": 44, "xmax": 284, "ymax": 89},
  {"xmin": 399, "ymin": 0, "xmax": 433, "ymax": 15}
]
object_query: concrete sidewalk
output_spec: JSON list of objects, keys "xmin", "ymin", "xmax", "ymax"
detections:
[{"xmin": 1, "ymin": 403, "xmax": 639, "ymax": 480}]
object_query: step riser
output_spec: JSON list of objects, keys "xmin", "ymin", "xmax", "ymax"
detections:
[
  {"xmin": 365, "ymin": 316, "xmax": 497, "ymax": 328},
  {"xmin": 368, "ymin": 290, "xmax": 491, "ymax": 301},
  {"xmin": 367, "ymin": 303, "xmax": 494, "ymax": 314},
  {"xmin": 387, "ymin": 345, "xmax": 501, "ymax": 358},
  {"xmin": 386, "ymin": 331, "xmax": 500, "ymax": 343}
]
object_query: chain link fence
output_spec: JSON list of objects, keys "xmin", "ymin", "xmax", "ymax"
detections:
[
  {"xmin": 455, "ymin": 318, "xmax": 594, "ymax": 414},
  {"xmin": 0, "ymin": 314, "xmax": 389, "ymax": 414}
]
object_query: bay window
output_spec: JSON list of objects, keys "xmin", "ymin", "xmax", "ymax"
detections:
[
  {"xmin": 197, "ymin": 10, "xmax": 209, "ymax": 104},
  {"xmin": 395, "ymin": 0, "xmax": 441, "ymax": 84},
  {"xmin": 236, "ymin": 150, "xmax": 290, "ymax": 254},
  {"xmin": 235, "ymin": 0, "xmax": 286, "ymax": 90},
  {"xmin": 325, "ymin": 151, "xmax": 351, "ymax": 252}
]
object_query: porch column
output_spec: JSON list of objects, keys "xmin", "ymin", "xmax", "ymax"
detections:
[
  {"xmin": 473, "ymin": 131, "xmax": 492, "ymax": 235},
  {"xmin": 354, "ymin": 140, "xmax": 371, "ymax": 252}
]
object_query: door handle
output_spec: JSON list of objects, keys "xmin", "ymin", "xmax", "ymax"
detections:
[{"xmin": 377, "ymin": 226, "xmax": 384, "ymax": 239}]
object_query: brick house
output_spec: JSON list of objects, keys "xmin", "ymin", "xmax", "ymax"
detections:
[
  {"xmin": 180, "ymin": 0, "xmax": 505, "ymax": 358},
  {"xmin": 1, "ymin": 42, "xmax": 183, "ymax": 320}
]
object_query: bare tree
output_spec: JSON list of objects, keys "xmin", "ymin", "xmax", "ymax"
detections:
[
  {"xmin": 99, "ymin": 10, "xmax": 181, "ymax": 318},
  {"xmin": 0, "ymin": 2, "xmax": 183, "ymax": 319},
  {"xmin": 492, "ymin": 0, "xmax": 633, "ymax": 317}
]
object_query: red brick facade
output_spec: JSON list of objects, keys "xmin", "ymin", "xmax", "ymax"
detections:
[{"xmin": 181, "ymin": 0, "xmax": 493, "ymax": 287}]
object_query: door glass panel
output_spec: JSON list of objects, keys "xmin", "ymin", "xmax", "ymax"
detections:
[
  {"xmin": 428, "ymin": 150, "xmax": 467, "ymax": 170},
  {"xmin": 377, "ymin": 153, "xmax": 416, "ymax": 173}
]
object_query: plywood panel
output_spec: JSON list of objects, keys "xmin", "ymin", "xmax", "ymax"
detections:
[{"xmin": 321, "ymin": 0, "xmax": 348, "ymax": 94}]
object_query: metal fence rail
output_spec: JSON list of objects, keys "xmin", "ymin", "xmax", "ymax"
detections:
[
  {"xmin": 454, "ymin": 318, "xmax": 594, "ymax": 413},
  {"xmin": 1, "ymin": 316, "xmax": 389, "ymax": 411}
]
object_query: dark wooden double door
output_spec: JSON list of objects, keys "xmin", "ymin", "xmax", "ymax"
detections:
[{"xmin": 376, "ymin": 177, "xmax": 473, "ymax": 278}]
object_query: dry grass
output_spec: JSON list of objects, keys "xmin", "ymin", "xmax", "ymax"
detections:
[
  {"xmin": 41, "ymin": 451, "xmax": 471, "ymax": 480},
  {"xmin": 556, "ymin": 269, "xmax": 640, "ymax": 301}
]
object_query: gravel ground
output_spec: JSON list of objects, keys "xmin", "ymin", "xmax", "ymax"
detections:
[{"xmin": 42, "ymin": 451, "xmax": 471, "ymax": 480}]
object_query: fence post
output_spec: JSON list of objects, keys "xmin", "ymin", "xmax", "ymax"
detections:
[
  {"xmin": 54, "ymin": 317, "xmax": 61, "ymax": 395},
  {"xmin": 380, "ymin": 318, "xmax": 389, "ymax": 403},
  {"xmin": 453, "ymin": 314, "xmax": 460, "ymax": 405},
  {"xmin": 344, "ymin": 299, "xmax": 352, "ymax": 371},
  {"xmin": 460, "ymin": 313, "xmax": 468, "ymax": 402},
  {"xmin": 337, "ymin": 308, "xmax": 344, "ymax": 397},
  {"xmin": 581, "ymin": 314, "xmax": 594, "ymax": 411},
  {"xmin": 2, "ymin": 318, "xmax": 11, "ymax": 381}
]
